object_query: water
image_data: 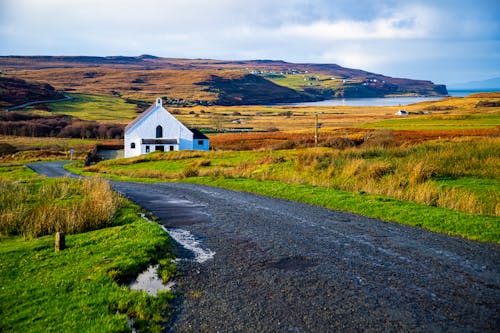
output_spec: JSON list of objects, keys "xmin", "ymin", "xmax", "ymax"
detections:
[
  {"xmin": 138, "ymin": 213, "xmax": 215, "ymax": 263},
  {"xmin": 129, "ymin": 264, "xmax": 174, "ymax": 296},
  {"xmin": 161, "ymin": 225, "xmax": 216, "ymax": 263},
  {"xmin": 272, "ymin": 90, "xmax": 492, "ymax": 107}
]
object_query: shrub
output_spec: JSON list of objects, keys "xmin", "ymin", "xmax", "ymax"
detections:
[
  {"xmin": 181, "ymin": 166, "xmax": 199, "ymax": 178},
  {"xmin": 323, "ymin": 137, "xmax": 356, "ymax": 149},
  {"xmin": 363, "ymin": 129, "xmax": 395, "ymax": 148},
  {"xmin": 408, "ymin": 159, "xmax": 437, "ymax": 185},
  {"xmin": 366, "ymin": 161, "xmax": 394, "ymax": 180},
  {"xmin": 191, "ymin": 159, "xmax": 211, "ymax": 168}
]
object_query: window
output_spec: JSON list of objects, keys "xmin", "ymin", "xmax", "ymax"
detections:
[
  {"xmin": 155, "ymin": 145, "xmax": 164, "ymax": 152},
  {"xmin": 131, "ymin": 142, "xmax": 136, "ymax": 149},
  {"xmin": 145, "ymin": 145, "xmax": 150, "ymax": 153},
  {"xmin": 169, "ymin": 145, "xmax": 174, "ymax": 151},
  {"xmin": 197, "ymin": 140, "xmax": 204, "ymax": 146},
  {"xmin": 156, "ymin": 125, "xmax": 163, "ymax": 138}
]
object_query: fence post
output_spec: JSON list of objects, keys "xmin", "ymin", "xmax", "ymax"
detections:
[{"xmin": 55, "ymin": 232, "xmax": 65, "ymax": 252}]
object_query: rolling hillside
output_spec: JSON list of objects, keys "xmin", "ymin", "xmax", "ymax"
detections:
[
  {"xmin": 0, "ymin": 76, "xmax": 65, "ymax": 108},
  {"xmin": 0, "ymin": 56, "xmax": 447, "ymax": 105}
]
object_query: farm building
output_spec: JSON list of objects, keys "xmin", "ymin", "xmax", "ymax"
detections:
[
  {"xmin": 395, "ymin": 109, "xmax": 408, "ymax": 116},
  {"xmin": 124, "ymin": 98, "xmax": 209, "ymax": 158}
]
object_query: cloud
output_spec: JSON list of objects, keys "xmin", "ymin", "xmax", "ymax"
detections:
[{"xmin": 0, "ymin": 0, "xmax": 498, "ymax": 83}]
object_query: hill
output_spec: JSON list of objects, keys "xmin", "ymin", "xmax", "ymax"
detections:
[
  {"xmin": 0, "ymin": 56, "xmax": 447, "ymax": 105},
  {"xmin": 448, "ymin": 77, "xmax": 500, "ymax": 91},
  {"xmin": 0, "ymin": 76, "xmax": 65, "ymax": 108}
]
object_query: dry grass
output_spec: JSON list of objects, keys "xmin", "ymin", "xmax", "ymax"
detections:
[
  {"xmin": 8, "ymin": 67, "xmax": 229, "ymax": 101},
  {"xmin": 0, "ymin": 177, "xmax": 124, "ymax": 238},
  {"xmin": 99, "ymin": 136, "xmax": 498, "ymax": 216},
  {"xmin": 208, "ymin": 127, "xmax": 499, "ymax": 151}
]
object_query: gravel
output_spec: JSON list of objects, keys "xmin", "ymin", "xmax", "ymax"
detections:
[{"xmin": 31, "ymin": 162, "xmax": 500, "ymax": 332}]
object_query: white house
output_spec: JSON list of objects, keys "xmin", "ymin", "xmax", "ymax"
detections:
[
  {"xmin": 124, "ymin": 98, "xmax": 209, "ymax": 158},
  {"xmin": 395, "ymin": 109, "xmax": 408, "ymax": 116}
]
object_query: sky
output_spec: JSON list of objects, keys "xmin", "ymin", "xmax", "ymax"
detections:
[{"xmin": 1, "ymin": 0, "xmax": 499, "ymax": 85}]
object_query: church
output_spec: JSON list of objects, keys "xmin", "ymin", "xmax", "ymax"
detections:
[{"xmin": 124, "ymin": 98, "xmax": 209, "ymax": 158}]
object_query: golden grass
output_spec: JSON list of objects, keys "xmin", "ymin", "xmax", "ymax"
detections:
[
  {"xmin": 89, "ymin": 136, "xmax": 499, "ymax": 216},
  {"xmin": 0, "ymin": 177, "xmax": 124, "ymax": 238},
  {"xmin": 8, "ymin": 67, "xmax": 237, "ymax": 101}
]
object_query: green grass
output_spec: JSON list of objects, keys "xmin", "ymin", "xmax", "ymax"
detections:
[
  {"xmin": 0, "ymin": 204, "xmax": 175, "ymax": 332},
  {"xmin": 183, "ymin": 177, "xmax": 500, "ymax": 243},
  {"xmin": 436, "ymin": 177, "xmax": 499, "ymax": 214},
  {"xmin": 32, "ymin": 93, "xmax": 139, "ymax": 123},
  {"xmin": 0, "ymin": 164, "xmax": 42, "ymax": 180},
  {"xmin": 265, "ymin": 73, "xmax": 344, "ymax": 92},
  {"xmin": 362, "ymin": 113, "xmax": 500, "ymax": 130},
  {"xmin": 65, "ymin": 139, "xmax": 500, "ymax": 244},
  {"xmin": 0, "ymin": 135, "xmax": 99, "ymax": 150},
  {"xmin": 0, "ymin": 166, "xmax": 176, "ymax": 332}
]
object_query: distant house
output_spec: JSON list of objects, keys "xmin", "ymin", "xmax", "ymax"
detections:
[
  {"xmin": 395, "ymin": 110, "xmax": 408, "ymax": 116},
  {"xmin": 124, "ymin": 98, "xmax": 209, "ymax": 158}
]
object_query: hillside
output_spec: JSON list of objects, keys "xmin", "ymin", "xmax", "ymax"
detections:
[
  {"xmin": 0, "ymin": 56, "xmax": 447, "ymax": 105},
  {"xmin": 448, "ymin": 77, "xmax": 500, "ymax": 91},
  {"xmin": 0, "ymin": 76, "xmax": 65, "ymax": 108}
]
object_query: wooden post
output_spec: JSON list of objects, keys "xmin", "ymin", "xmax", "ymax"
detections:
[
  {"xmin": 55, "ymin": 232, "xmax": 65, "ymax": 252},
  {"xmin": 314, "ymin": 112, "xmax": 319, "ymax": 147}
]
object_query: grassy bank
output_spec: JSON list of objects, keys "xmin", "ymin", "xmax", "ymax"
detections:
[
  {"xmin": 75, "ymin": 137, "xmax": 500, "ymax": 216},
  {"xmin": 67, "ymin": 136, "xmax": 500, "ymax": 243},
  {"xmin": 0, "ymin": 166, "xmax": 176, "ymax": 332},
  {"xmin": 183, "ymin": 177, "xmax": 499, "ymax": 243},
  {"xmin": 0, "ymin": 175, "xmax": 123, "ymax": 239}
]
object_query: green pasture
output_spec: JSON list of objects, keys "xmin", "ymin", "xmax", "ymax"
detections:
[
  {"xmin": 362, "ymin": 112, "xmax": 500, "ymax": 130},
  {"xmin": 32, "ymin": 93, "xmax": 139, "ymax": 122},
  {"xmin": 265, "ymin": 73, "xmax": 344, "ymax": 92}
]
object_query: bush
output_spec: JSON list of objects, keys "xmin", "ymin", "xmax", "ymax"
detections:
[
  {"xmin": 363, "ymin": 129, "xmax": 395, "ymax": 148},
  {"xmin": 323, "ymin": 137, "xmax": 356, "ymax": 149},
  {"xmin": 0, "ymin": 143, "xmax": 17, "ymax": 156},
  {"xmin": 181, "ymin": 166, "xmax": 199, "ymax": 178}
]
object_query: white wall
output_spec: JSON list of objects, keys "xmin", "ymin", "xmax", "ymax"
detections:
[{"xmin": 124, "ymin": 99, "xmax": 209, "ymax": 158}]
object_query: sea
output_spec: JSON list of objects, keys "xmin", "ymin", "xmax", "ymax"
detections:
[{"xmin": 273, "ymin": 90, "xmax": 496, "ymax": 107}]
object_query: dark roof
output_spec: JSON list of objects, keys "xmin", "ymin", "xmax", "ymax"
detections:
[
  {"xmin": 190, "ymin": 128, "xmax": 209, "ymax": 140},
  {"xmin": 124, "ymin": 104, "xmax": 156, "ymax": 132},
  {"xmin": 141, "ymin": 139, "xmax": 178, "ymax": 144}
]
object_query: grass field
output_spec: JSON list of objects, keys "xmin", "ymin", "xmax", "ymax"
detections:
[
  {"xmin": 160, "ymin": 94, "xmax": 500, "ymax": 132},
  {"xmin": 30, "ymin": 93, "xmax": 140, "ymax": 123},
  {"xmin": 10, "ymin": 91, "xmax": 499, "ymax": 134},
  {"xmin": 264, "ymin": 72, "xmax": 346, "ymax": 92},
  {"xmin": 66, "ymin": 135, "xmax": 500, "ymax": 243},
  {"xmin": 0, "ymin": 136, "xmax": 123, "ymax": 164},
  {"xmin": 362, "ymin": 113, "xmax": 500, "ymax": 130},
  {"xmin": 0, "ymin": 166, "xmax": 176, "ymax": 332},
  {"xmin": 9, "ymin": 67, "xmax": 221, "ymax": 102}
]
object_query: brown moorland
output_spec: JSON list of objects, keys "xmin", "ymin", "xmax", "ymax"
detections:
[{"xmin": 0, "ymin": 56, "xmax": 447, "ymax": 105}]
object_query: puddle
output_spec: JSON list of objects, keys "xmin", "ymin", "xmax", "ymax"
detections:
[
  {"xmin": 129, "ymin": 264, "xmax": 174, "ymax": 296},
  {"xmin": 127, "ymin": 317, "xmax": 137, "ymax": 333},
  {"xmin": 139, "ymin": 213, "xmax": 215, "ymax": 263},
  {"xmin": 266, "ymin": 256, "xmax": 318, "ymax": 271},
  {"xmin": 160, "ymin": 225, "xmax": 215, "ymax": 263}
]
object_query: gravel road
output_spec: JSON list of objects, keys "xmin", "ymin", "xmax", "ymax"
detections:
[{"xmin": 29, "ymin": 162, "xmax": 500, "ymax": 332}]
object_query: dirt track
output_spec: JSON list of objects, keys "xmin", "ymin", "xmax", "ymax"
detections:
[{"xmin": 29, "ymin": 162, "xmax": 500, "ymax": 332}]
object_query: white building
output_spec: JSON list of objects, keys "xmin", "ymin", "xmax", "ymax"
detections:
[{"xmin": 124, "ymin": 98, "xmax": 209, "ymax": 158}]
